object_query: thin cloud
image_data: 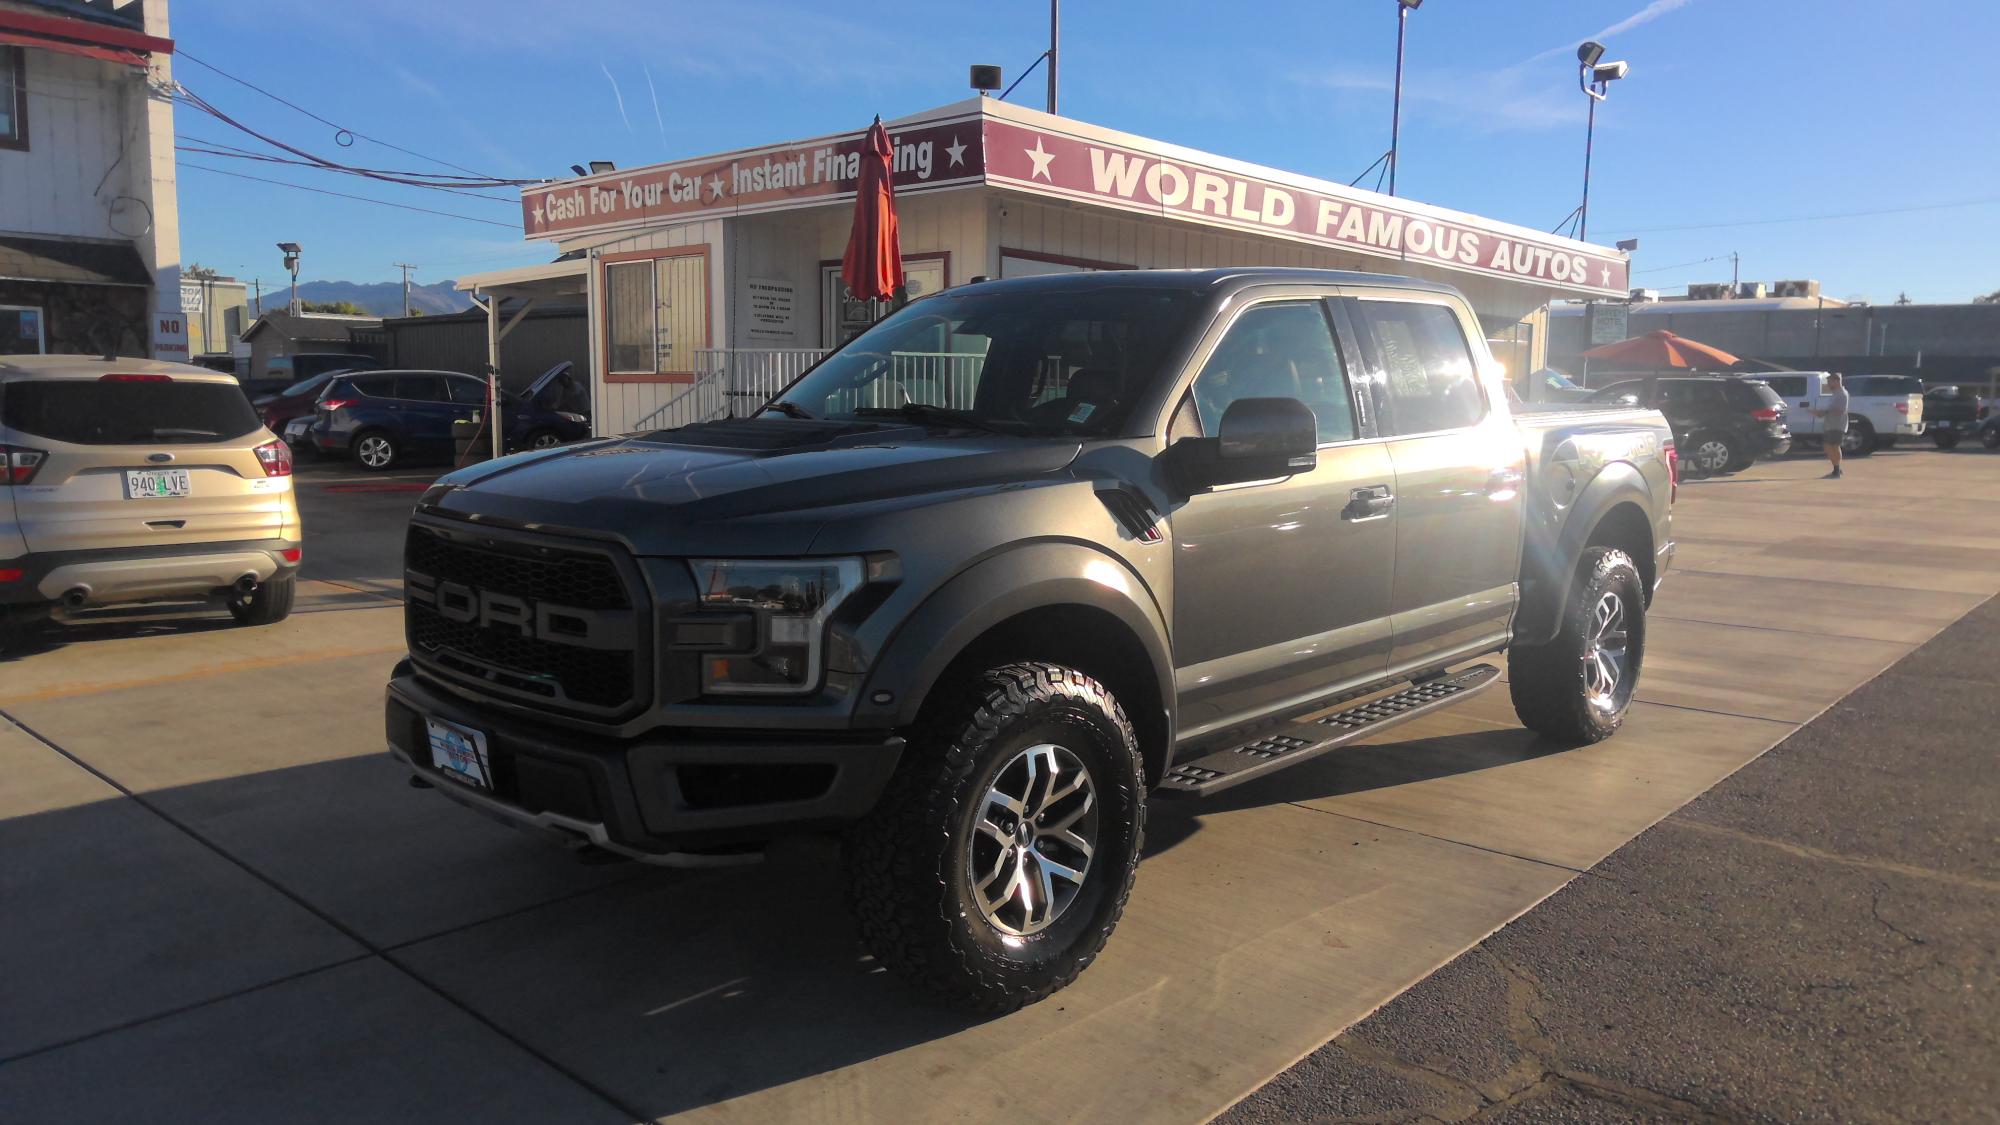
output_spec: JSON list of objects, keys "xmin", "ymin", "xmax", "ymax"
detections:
[
  {"xmin": 1292, "ymin": 66, "xmax": 1581, "ymax": 132},
  {"xmin": 644, "ymin": 65, "xmax": 668, "ymax": 151},
  {"xmin": 600, "ymin": 64, "xmax": 632, "ymax": 133},
  {"xmin": 1519, "ymin": 0, "xmax": 1693, "ymax": 66}
]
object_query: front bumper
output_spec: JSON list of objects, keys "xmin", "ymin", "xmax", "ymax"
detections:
[
  {"xmin": 1, "ymin": 538, "xmax": 301, "ymax": 606},
  {"xmin": 385, "ymin": 665, "xmax": 904, "ymax": 859}
]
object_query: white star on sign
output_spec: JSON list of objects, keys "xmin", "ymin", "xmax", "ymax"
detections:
[
  {"xmin": 1025, "ymin": 137, "xmax": 1055, "ymax": 181},
  {"xmin": 1601, "ymin": 264, "xmax": 1612, "ymax": 287},
  {"xmin": 531, "ymin": 204, "xmax": 545, "ymax": 225},
  {"xmin": 708, "ymin": 174, "xmax": 726, "ymax": 200},
  {"xmin": 945, "ymin": 135, "xmax": 967, "ymax": 168}
]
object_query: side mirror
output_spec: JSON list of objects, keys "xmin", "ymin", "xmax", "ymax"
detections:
[{"xmin": 1169, "ymin": 397, "xmax": 1318, "ymax": 494}]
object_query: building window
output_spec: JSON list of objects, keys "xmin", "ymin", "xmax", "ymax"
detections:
[
  {"xmin": 1, "ymin": 305, "xmax": 46, "ymax": 355},
  {"xmin": 603, "ymin": 248, "xmax": 708, "ymax": 380},
  {"xmin": 0, "ymin": 47, "xmax": 25, "ymax": 150}
]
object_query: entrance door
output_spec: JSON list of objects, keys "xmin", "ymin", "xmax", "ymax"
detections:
[
  {"xmin": 1344, "ymin": 295, "xmax": 1524, "ymax": 670},
  {"xmin": 819, "ymin": 257, "xmax": 946, "ymax": 348},
  {"xmin": 1170, "ymin": 299, "xmax": 1396, "ymax": 737}
]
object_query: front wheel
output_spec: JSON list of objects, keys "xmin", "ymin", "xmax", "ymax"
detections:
[
  {"xmin": 1982, "ymin": 427, "xmax": 2000, "ymax": 451},
  {"xmin": 1508, "ymin": 547, "xmax": 1647, "ymax": 745},
  {"xmin": 525, "ymin": 429, "xmax": 563, "ymax": 451},
  {"xmin": 846, "ymin": 662, "xmax": 1145, "ymax": 1012},
  {"xmin": 1934, "ymin": 430, "xmax": 1961, "ymax": 450}
]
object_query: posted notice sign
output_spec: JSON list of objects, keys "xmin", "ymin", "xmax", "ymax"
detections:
[{"xmin": 745, "ymin": 277, "xmax": 797, "ymax": 342}]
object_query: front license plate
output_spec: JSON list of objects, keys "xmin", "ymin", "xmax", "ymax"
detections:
[
  {"xmin": 124, "ymin": 469, "xmax": 191, "ymax": 499},
  {"xmin": 426, "ymin": 718, "xmax": 493, "ymax": 789}
]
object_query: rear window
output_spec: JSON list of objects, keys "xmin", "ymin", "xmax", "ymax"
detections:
[
  {"xmin": 1725, "ymin": 380, "xmax": 1784, "ymax": 408},
  {"xmin": 1759, "ymin": 374, "xmax": 1807, "ymax": 397},
  {"xmin": 1, "ymin": 379, "xmax": 263, "ymax": 445},
  {"xmin": 1848, "ymin": 375, "xmax": 1921, "ymax": 396}
]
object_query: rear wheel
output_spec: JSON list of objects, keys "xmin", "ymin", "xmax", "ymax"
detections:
[
  {"xmin": 227, "ymin": 573, "xmax": 296, "ymax": 626},
  {"xmin": 0, "ymin": 604, "xmax": 50, "ymax": 657},
  {"xmin": 352, "ymin": 430, "xmax": 400, "ymax": 471},
  {"xmin": 846, "ymin": 662, "xmax": 1145, "ymax": 1012},
  {"xmin": 1509, "ymin": 546, "xmax": 1646, "ymax": 745},
  {"xmin": 1841, "ymin": 420, "xmax": 1876, "ymax": 457},
  {"xmin": 1982, "ymin": 426, "xmax": 2000, "ymax": 451},
  {"xmin": 1686, "ymin": 434, "xmax": 1738, "ymax": 475},
  {"xmin": 1934, "ymin": 430, "xmax": 1961, "ymax": 450}
]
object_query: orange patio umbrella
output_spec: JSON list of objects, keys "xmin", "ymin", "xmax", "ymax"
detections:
[
  {"xmin": 841, "ymin": 117, "xmax": 904, "ymax": 303},
  {"xmin": 1581, "ymin": 329, "xmax": 1740, "ymax": 370}
]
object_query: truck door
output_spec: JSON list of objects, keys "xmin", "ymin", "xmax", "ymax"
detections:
[
  {"xmin": 1344, "ymin": 296, "xmax": 1524, "ymax": 671},
  {"xmin": 1761, "ymin": 373, "xmax": 1817, "ymax": 437},
  {"xmin": 1169, "ymin": 298, "xmax": 1395, "ymax": 736}
]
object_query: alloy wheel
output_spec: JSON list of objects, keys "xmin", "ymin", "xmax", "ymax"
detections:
[
  {"xmin": 1692, "ymin": 439, "xmax": 1731, "ymax": 472},
  {"xmin": 968, "ymin": 743, "xmax": 1098, "ymax": 937},
  {"xmin": 531, "ymin": 432, "xmax": 562, "ymax": 450},
  {"xmin": 358, "ymin": 436, "xmax": 393, "ymax": 468},
  {"xmin": 1581, "ymin": 590, "xmax": 1630, "ymax": 713}
]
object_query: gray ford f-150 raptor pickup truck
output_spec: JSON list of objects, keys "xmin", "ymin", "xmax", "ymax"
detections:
[{"xmin": 385, "ymin": 268, "xmax": 1676, "ymax": 1010}]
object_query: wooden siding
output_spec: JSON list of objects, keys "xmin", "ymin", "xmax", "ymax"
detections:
[{"xmin": 0, "ymin": 48, "xmax": 136, "ymax": 241}]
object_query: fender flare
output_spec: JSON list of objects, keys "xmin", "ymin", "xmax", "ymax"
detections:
[
  {"xmin": 853, "ymin": 542, "xmax": 1174, "ymax": 736},
  {"xmin": 1514, "ymin": 461, "xmax": 1658, "ymax": 648}
]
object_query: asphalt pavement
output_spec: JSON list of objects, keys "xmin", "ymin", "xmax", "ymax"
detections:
[{"xmin": 1222, "ymin": 593, "xmax": 2000, "ymax": 1124}]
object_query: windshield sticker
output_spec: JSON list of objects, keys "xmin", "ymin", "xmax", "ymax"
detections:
[{"xmin": 1068, "ymin": 402, "xmax": 1097, "ymax": 424}]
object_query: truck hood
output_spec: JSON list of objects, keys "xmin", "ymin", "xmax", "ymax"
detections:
[{"xmin": 426, "ymin": 420, "xmax": 1082, "ymax": 556}]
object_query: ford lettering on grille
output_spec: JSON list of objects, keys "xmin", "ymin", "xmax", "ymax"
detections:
[{"xmin": 407, "ymin": 572, "xmax": 633, "ymax": 650}]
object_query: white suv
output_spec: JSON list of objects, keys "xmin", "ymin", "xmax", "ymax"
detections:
[{"xmin": 1, "ymin": 355, "xmax": 302, "ymax": 651}]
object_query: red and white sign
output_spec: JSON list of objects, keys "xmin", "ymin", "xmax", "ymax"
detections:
[
  {"xmin": 522, "ymin": 118, "xmax": 984, "ymax": 240},
  {"xmin": 518, "ymin": 101, "xmax": 1627, "ymax": 297},
  {"xmin": 981, "ymin": 119, "xmax": 1628, "ymax": 295}
]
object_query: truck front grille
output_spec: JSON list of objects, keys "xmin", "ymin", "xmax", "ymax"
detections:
[{"xmin": 404, "ymin": 522, "xmax": 646, "ymax": 717}]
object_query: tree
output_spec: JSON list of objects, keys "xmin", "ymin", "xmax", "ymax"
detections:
[
  {"xmin": 1976, "ymin": 289, "xmax": 2000, "ymax": 304},
  {"xmin": 183, "ymin": 263, "xmax": 221, "ymax": 280},
  {"xmin": 299, "ymin": 300, "xmax": 369, "ymax": 316}
]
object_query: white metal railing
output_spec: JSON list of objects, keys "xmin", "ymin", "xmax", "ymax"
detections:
[{"xmin": 626, "ymin": 347, "xmax": 988, "ymax": 431}]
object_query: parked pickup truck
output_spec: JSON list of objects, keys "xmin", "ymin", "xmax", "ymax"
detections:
[
  {"xmin": 1922, "ymin": 385, "xmax": 1988, "ymax": 450},
  {"xmin": 1752, "ymin": 371, "xmax": 1923, "ymax": 455},
  {"xmin": 383, "ymin": 269, "xmax": 1676, "ymax": 1010}
]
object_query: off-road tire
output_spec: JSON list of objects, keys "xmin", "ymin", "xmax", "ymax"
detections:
[
  {"xmin": 1508, "ymin": 546, "xmax": 1646, "ymax": 745},
  {"xmin": 228, "ymin": 573, "xmax": 296, "ymax": 626},
  {"xmin": 1842, "ymin": 420, "xmax": 1876, "ymax": 457},
  {"xmin": 1934, "ymin": 430, "xmax": 1961, "ymax": 450},
  {"xmin": 845, "ymin": 662, "xmax": 1146, "ymax": 1012}
]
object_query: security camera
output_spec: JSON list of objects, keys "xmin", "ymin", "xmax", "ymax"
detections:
[{"xmin": 1591, "ymin": 60, "xmax": 1630, "ymax": 83}]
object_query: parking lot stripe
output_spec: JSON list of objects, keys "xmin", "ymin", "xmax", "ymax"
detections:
[{"xmin": 0, "ymin": 643, "xmax": 406, "ymax": 707}]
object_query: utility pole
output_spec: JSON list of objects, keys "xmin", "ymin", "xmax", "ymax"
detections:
[
  {"xmin": 1731, "ymin": 251, "xmax": 1740, "ymax": 291},
  {"xmin": 394, "ymin": 262, "xmax": 420, "ymax": 317},
  {"xmin": 1047, "ymin": 0, "xmax": 1060, "ymax": 115},
  {"xmin": 252, "ymin": 278, "xmax": 262, "ymax": 316},
  {"xmin": 1389, "ymin": 0, "xmax": 1411, "ymax": 196}
]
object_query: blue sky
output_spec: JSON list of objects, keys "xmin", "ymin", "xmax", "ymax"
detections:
[{"xmin": 172, "ymin": 0, "xmax": 1999, "ymax": 303}]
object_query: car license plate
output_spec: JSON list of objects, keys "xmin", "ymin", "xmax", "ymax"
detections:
[
  {"xmin": 285, "ymin": 418, "xmax": 311, "ymax": 440},
  {"xmin": 426, "ymin": 717, "xmax": 493, "ymax": 789},
  {"xmin": 124, "ymin": 469, "xmax": 191, "ymax": 499}
]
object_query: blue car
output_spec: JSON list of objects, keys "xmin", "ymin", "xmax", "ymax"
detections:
[{"xmin": 311, "ymin": 364, "xmax": 589, "ymax": 471}]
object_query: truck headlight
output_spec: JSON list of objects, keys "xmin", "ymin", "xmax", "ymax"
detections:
[{"xmin": 687, "ymin": 557, "xmax": 863, "ymax": 694}]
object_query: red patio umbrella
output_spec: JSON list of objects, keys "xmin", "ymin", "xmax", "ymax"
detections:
[
  {"xmin": 1580, "ymin": 329, "xmax": 1740, "ymax": 370},
  {"xmin": 841, "ymin": 117, "xmax": 903, "ymax": 303}
]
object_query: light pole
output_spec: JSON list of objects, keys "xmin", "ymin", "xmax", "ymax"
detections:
[
  {"xmin": 1569, "ymin": 41, "xmax": 1628, "ymax": 242},
  {"xmin": 277, "ymin": 242, "xmax": 301, "ymax": 315},
  {"xmin": 1349, "ymin": 0, "xmax": 1421, "ymax": 195}
]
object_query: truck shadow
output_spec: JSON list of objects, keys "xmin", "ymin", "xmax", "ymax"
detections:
[{"xmin": 1143, "ymin": 726, "xmax": 1574, "ymax": 856}]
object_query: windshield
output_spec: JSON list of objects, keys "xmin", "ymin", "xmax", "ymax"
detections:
[
  {"xmin": 767, "ymin": 286, "xmax": 1196, "ymax": 436},
  {"xmin": 1, "ymin": 379, "xmax": 263, "ymax": 445}
]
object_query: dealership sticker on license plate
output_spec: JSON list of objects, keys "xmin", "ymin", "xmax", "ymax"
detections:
[
  {"xmin": 124, "ymin": 469, "xmax": 191, "ymax": 499},
  {"xmin": 426, "ymin": 718, "xmax": 493, "ymax": 789}
]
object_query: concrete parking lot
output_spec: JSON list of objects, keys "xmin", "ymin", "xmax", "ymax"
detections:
[{"xmin": 2, "ymin": 447, "xmax": 1996, "ymax": 1123}]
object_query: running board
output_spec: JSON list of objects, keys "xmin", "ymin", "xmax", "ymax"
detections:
[{"xmin": 1155, "ymin": 664, "xmax": 1501, "ymax": 799}]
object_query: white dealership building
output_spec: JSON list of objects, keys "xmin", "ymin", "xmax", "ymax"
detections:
[{"xmin": 461, "ymin": 97, "xmax": 1631, "ymax": 436}]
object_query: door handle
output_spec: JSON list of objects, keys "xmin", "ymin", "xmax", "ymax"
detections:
[
  {"xmin": 1344, "ymin": 485, "xmax": 1395, "ymax": 520},
  {"xmin": 1485, "ymin": 468, "xmax": 1525, "ymax": 498}
]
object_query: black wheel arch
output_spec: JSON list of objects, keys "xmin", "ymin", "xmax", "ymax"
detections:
[
  {"xmin": 856, "ymin": 544, "xmax": 1175, "ymax": 785},
  {"xmin": 1515, "ymin": 461, "xmax": 1660, "ymax": 649}
]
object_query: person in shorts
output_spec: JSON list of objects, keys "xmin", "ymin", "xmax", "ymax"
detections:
[{"xmin": 1815, "ymin": 373, "xmax": 1850, "ymax": 479}]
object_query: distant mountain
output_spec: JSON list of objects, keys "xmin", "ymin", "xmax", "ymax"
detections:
[{"xmin": 282, "ymin": 279, "xmax": 472, "ymax": 317}]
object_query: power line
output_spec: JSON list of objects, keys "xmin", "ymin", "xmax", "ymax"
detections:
[
  {"xmin": 175, "ymin": 49, "xmax": 509, "ymax": 181},
  {"xmin": 174, "ymin": 142, "xmax": 519, "ymax": 204},
  {"xmin": 179, "ymin": 163, "xmax": 520, "ymax": 229},
  {"xmin": 1634, "ymin": 254, "xmax": 1728, "ymax": 276},
  {"xmin": 1608, "ymin": 196, "xmax": 2000, "ymax": 235}
]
